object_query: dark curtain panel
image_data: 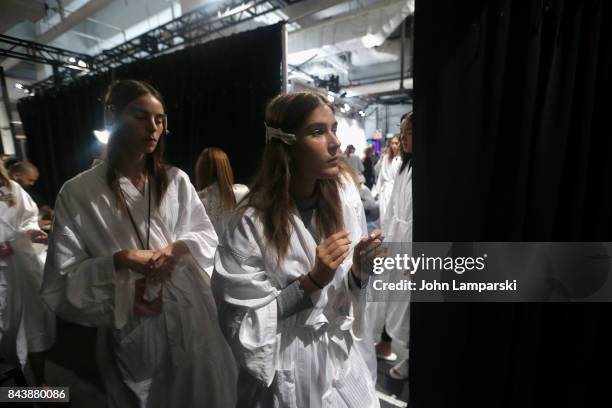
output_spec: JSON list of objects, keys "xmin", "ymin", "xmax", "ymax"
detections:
[
  {"xmin": 18, "ymin": 24, "xmax": 282, "ymax": 205},
  {"xmin": 412, "ymin": 1, "xmax": 612, "ymax": 407}
]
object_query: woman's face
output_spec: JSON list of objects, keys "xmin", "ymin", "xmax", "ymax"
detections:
[
  {"xmin": 291, "ymin": 104, "xmax": 341, "ymax": 181},
  {"xmin": 390, "ymin": 137, "xmax": 400, "ymax": 154},
  {"xmin": 117, "ymin": 94, "xmax": 166, "ymax": 155},
  {"xmin": 400, "ymin": 118, "xmax": 413, "ymax": 153}
]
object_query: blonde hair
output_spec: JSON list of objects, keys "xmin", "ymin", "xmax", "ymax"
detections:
[
  {"xmin": 195, "ymin": 147, "xmax": 236, "ymax": 211},
  {"xmin": 0, "ymin": 162, "xmax": 16, "ymax": 207},
  {"xmin": 244, "ymin": 91, "xmax": 344, "ymax": 260}
]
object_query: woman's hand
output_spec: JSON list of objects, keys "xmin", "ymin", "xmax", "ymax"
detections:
[
  {"xmin": 113, "ymin": 249, "xmax": 155, "ymax": 275},
  {"xmin": 146, "ymin": 241, "xmax": 189, "ymax": 281},
  {"xmin": 306, "ymin": 231, "xmax": 352, "ymax": 290},
  {"xmin": 351, "ymin": 229, "xmax": 383, "ymax": 283},
  {"xmin": 26, "ymin": 229, "xmax": 48, "ymax": 244}
]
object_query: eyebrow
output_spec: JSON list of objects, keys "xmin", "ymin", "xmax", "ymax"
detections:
[
  {"xmin": 129, "ymin": 107, "xmax": 165, "ymax": 117},
  {"xmin": 305, "ymin": 122, "xmax": 338, "ymax": 129}
]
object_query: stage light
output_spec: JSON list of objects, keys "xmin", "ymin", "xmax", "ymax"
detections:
[
  {"xmin": 327, "ymin": 93, "xmax": 335, "ymax": 103},
  {"xmin": 69, "ymin": 57, "xmax": 76, "ymax": 63},
  {"xmin": 359, "ymin": 110, "xmax": 365, "ymax": 117},
  {"xmin": 343, "ymin": 103, "xmax": 351, "ymax": 112},
  {"xmin": 77, "ymin": 60, "xmax": 87, "ymax": 68},
  {"xmin": 15, "ymin": 83, "xmax": 24, "ymax": 90},
  {"xmin": 93, "ymin": 129, "xmax": 110, "ymax": 144}
]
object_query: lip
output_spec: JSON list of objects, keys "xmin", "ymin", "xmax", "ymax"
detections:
[{"xmin": 327, "ymin": 157, "xmax": 340, "ymax": 165}]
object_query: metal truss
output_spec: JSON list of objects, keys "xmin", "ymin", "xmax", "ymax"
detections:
[
  {"xmin": 0, "ymin": 34, "xmax": 95, "ymax": 68},
  {"xmin": 29, "ymin": 0, "xmax": 287, "ymax": 91}
]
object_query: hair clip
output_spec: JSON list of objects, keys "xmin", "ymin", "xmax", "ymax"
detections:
[{"xmin": 265, "ymin": 123, "xmax": 296, "ymax": 145}]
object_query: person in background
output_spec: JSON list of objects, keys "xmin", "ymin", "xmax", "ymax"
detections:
[
  {"xmin": 370, "ymin": 113, "xmax": 413, "ymax": 374},
  {"xmin": 8, "ymin": 161, "xmax": 53, "ymax": 228},
  {"xmin": 372, "ymin": 136, "xmax": 401, "ymax": 225},
  {"xmin": 345, "ymin": 144, "xmax": 365, "ymax": 183},
  {"xmin": 194, "ymin": 147, "xmax": 249, "ymax": 238},
  {"xmin": 0, "ymin": 161, "xmax": 55, "ymax": 387},
  {"xmin": 362, "ymin": 146, "xmax": 375, "ymax": 189},
  {"xmin": 42, "ymin": 79, "xmax": 237, "ymax": 407}
]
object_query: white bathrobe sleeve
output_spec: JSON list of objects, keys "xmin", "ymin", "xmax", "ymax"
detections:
[
  {"xmin": 42, "ymin": 188, "xmax": 121, "ymax": 329},
  {"xmin": 12, "ymin": 181, "xmax": 40, "ymax": 232},
  {"xmin": 212, "ymin": 210, "xmax": 280, "ymax": 387},
  {"xmin": 173, "ymin": 170, "xmax": 218, "ymax": 278}
]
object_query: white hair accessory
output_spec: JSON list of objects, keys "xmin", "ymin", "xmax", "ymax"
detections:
[{"xmin": 265, "ymin": 123, "xmax": 296, "ymax": 145}]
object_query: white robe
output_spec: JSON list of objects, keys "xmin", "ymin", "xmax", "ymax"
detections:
[
  {"xmin": 42, "ymin": 161, "xmax": 237, "ymax": 408},
  {"xmin": 372, "ymin": 155, "xmax": 401, "ymax": 223},
  {"xmin": 0, "ymin": 181, "xmax": 55, "ymax": 367},
  {"xmin": 198, "ymin": 183, "xmax": 249, "ymax": 239},
  {"xmin": 212, "ymin": 188, "xmax": 380, "ymax": 408},
  {"xmin": 338, "ymin": 175, "xmax": 377, "ymax": 383},
  {"xmin": 369, "ymin": 165, "xmax": 412, "ymax": 346}
]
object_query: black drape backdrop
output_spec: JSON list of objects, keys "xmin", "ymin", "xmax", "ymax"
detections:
[
  {"xmin": 412, "ymin": 1, "xmax": 612, "ymax": 407},
  {"xmin": 18, "ymin": 24, "xmax": 283, "ymax": 205}
]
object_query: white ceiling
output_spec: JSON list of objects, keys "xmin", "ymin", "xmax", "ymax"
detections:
[{"xmin": 1, "ymin": 0, "xmax": 413, "ymax": 102}]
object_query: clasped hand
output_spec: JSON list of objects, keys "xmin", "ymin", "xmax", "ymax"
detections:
[{"xmin": 114, "ymin": 242, "xmax": 188, "ymax": 282}]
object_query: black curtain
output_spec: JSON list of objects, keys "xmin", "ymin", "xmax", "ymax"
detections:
[
  {"xmin": 412, "ymin": 1, "xmax": 612, "ymax": 407},
  {"xmin": 18, "ymin": 24, "xmax": 283, "ymax": 205}
]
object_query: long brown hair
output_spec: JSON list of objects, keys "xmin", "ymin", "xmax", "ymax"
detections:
[
  {"xmin": 103, "ymin": 80, "xmax": 168, "ymax": 209},
  {"xmin": 387, "ymin": 135, "xmax": 400, "ymax": 162},
  {"xmin": 195, "ymin": 147, "xmax": 236, "ymax": 210},
  {"xmin": 245, "ymin": 92, "xmax": 344, "ymax": 260},
  {"xmin": 0, "ymin": 162, "xmax": 16, "ymax": 207}
]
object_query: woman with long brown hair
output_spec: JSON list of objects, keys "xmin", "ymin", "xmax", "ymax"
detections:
[
  {"xmin": 213, "ymin": 91, "xmax": 382, "ymax": 407},
  {"xmin": 195, "ymin": 147, "xmax": 248, "ymax": 238},
  {"xmin": 42, "ymin": 80, "xmax": 236, "ymax": 407}
]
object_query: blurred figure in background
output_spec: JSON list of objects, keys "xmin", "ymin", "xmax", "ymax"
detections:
[
  {"xmin": 362, "ymin": 146, "xmax": 375, "ymax": 189},
  {"xmin": 345, "ymin": 144, "xmax": 365, "ymax": 184},
  {"xmin": 372, "ymin": 136, "xmax": 401, "ymax": 224},
  {"xmin": 8, "ymin": 161, "xmax": 53, "ymax": 229},
  {"xmin": 0, "ymin": 161, "xmax": 55, "ymax": 387},
  {"xmin": 195, "ymin": 147, "xmax": 249, "ymax": 238}
]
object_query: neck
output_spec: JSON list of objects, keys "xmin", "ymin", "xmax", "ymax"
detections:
[
  {"xmin": 117, "ymin": 151, "xmax": 146, "ymax": 180},
  {"xmin": 290, "ymin": 176, "xmax": 316, "ymax": 200}
]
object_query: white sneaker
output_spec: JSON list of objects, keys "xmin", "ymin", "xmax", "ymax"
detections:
[{"xmin": 389, "ymin": 359, "xmax": 409, "ymax": 380}]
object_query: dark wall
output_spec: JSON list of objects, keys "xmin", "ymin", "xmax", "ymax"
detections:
[
  {"xmin": 412, "ymin": 1, "xmax": 612, "ymax": 407},
  {"xmin": 18, "ymin": 24, "xmax": 283, "ymax": 205}
]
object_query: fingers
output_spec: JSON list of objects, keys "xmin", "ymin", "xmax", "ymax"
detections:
[
  {"xmin": 359, "ymin": 238, "xmax": 383, "ymax": 256},
  {"xmin": 325, "ymin": 237, "xmax": 351, "ymax": 254},
  {"xmin": 355, "ymin": 230, "xmax": 383, "ymax": 253},
  {"xmin": 331, "ymin": 247, "xmax": 350, "ymax": 268},
  {"xmin": 329, "ymin": 243, "xmax": 351, "ymax": 261},
  {"xmin": 322, "ymin": 231, "xmax": 350, "ymax": 247}
]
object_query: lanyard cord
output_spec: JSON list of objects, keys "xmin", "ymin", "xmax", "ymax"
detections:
[{"xmin": 119, "ymin": 179, "xmax": 151, "ymax": 250}]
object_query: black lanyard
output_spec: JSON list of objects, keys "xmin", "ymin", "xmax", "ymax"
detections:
[{"xmin": 119, "ymin": 179, "xmax": 151, "ymax": 250}]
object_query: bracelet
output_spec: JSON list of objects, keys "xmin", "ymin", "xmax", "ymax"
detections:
[{"xmin": 307, "ymin": 272, "xmax": 324, "ymax": 290}]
